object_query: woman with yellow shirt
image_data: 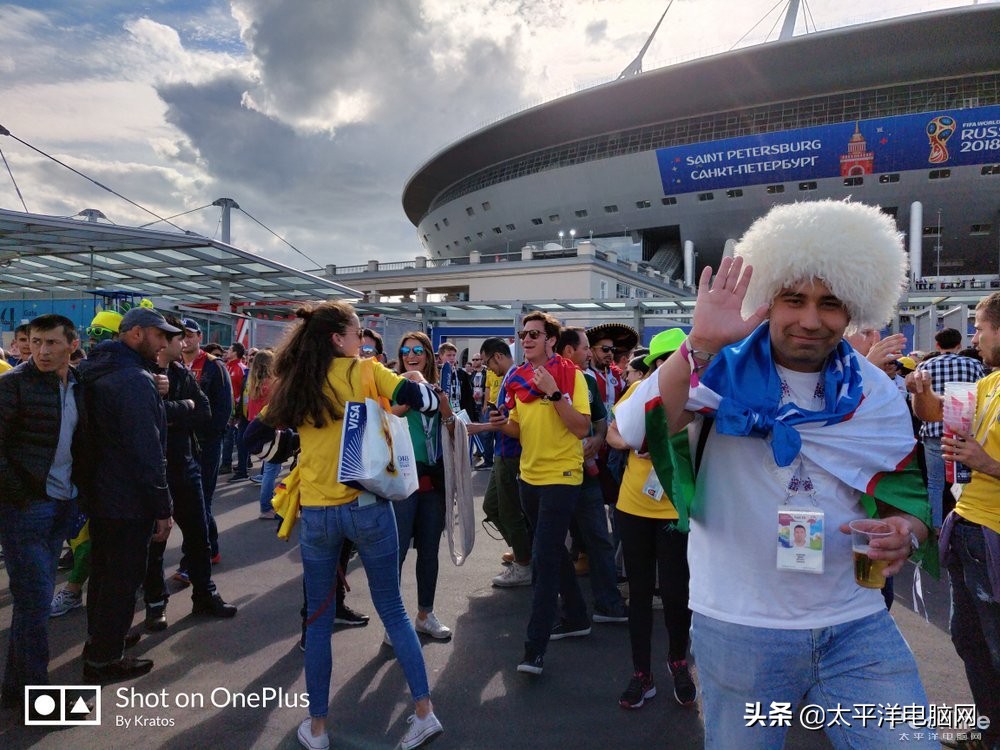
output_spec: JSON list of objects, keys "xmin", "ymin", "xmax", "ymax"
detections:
[
  {"xmin": 607, "ymin": 329, "xmax": 697, "ymax": 710},
  {"xmin": 266, "ymin": 302, "xmax": 444, "ymax": 750}
]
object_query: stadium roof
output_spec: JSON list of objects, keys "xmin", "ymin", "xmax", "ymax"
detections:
[
  {"xmin": 0, "ymin": 208, "xmax": 360, "ymax": 303},
  {"xmin": 403, "ymin": 4, "xmax": 1000, "ymax": 225}
]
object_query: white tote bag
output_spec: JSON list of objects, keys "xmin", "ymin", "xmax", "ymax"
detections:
[{"xmin": 337, "ymin": 361, "xmax": 419, "ymax": 501}]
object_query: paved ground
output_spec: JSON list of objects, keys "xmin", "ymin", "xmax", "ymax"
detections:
[{"xmin": 0, "ymin": 469, "xmax": 976, "ymax": 749}]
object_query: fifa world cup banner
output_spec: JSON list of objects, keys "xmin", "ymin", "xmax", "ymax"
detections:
[{"xmin": 655, "ymin": 104, "xmax": 1000, "ymax": 194}]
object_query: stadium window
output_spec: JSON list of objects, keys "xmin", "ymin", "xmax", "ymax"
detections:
[
  {"xmin": 492, "ymin": 226, "xmax": 502, "ymax": 234},
  {"xmin": 604, "ymin": 205, "xmax": 619, "ymax": 214},
  {"xmin": 476, "ymin": 232, "xmax": 484, "ymax": 239},
  {"xmin": 697, "ymin": 192, "xmax": 714, "ymax": 202},
  {"xmin": 464, "ymin": 236, "xmax": 472, "ymax": 244},
  {"xmin": 442, "ymin": 218, "xmax": 450, "ymax": 227},
  {"xmin": 422, "ymin": 234, "xmax": 429, "ymax": 243},
  {"xmin": 798, "ymin": 181, "xmax": 817, "ymax": 191},
  {"xmin": 466, "ymin": 207, "xmax": 475, "ymax": 216},
  {"xmin": 726, "ymin": 189, "xmax": 743, "ymax": 199},
  {"xmin": 766, "ymin": 184, "xmax": 785, "ymax": 194},
  {"xmin": 843, "ymin": 176, "xmax": 864, "ymax": 187},
  {"xmin": 506, "ymin": 223, "xmax": 516, "ymax": 231},
  {"xmin": 482, "ymin": 201, "xmax": 491, "ymax": 211},
  {"xmin": 971, "ymin": 224, "xmax": 993, "ymax": 235},
  {"xmin": 922, "ymin": 226, "xmax": 941, "ymax": 237},
  {"xmin": 575, "ymin": 209, "xmax": 589, "ymax": 218},
  {"xmin": 661, "ymin": 196, "xmax": 677, "ymax": 206},
  {"xmin": 445, "ymin": 243, "xmax": 450, "ymax": 250},
  {"xmin": 531, "ymin": 217, "xmax": 543, "ymax": 225},
  {"xmin": 434, "ymin": 222, "xmax": 440, "ymax": 231},
  {"xmin": 635, "ymin": 200, "xmax": 651, "ymax": 209},
  {"xmin": 981, "ymin": 165, "xmax": 1000, "ymax": 176},
  {"xmin": 878, "ymin": 173, "xmax": 900, "ymax": 184},
  {"xmin": 549, "ymin": 214, "xmax": 561, "ymax": 223},
  {"xmin": 928, "ymin": 169, "xmax": 951, "ymax": 180}
]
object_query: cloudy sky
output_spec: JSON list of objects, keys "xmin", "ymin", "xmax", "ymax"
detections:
[{"xmin": 0, "ymin": 0, "xmax": 981, "ymax": 270}]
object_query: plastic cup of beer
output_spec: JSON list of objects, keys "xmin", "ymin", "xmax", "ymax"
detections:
[{"xmin": 849, "ymin": 519, "xmax": 893, "ymax": 589}]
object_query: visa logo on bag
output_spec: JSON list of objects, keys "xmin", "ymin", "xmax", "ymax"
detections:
[
  {"xmin": 338, "ymin": 399, "xmax": 419, "ymax": 501},
  {"xmin": 339, "ymin": 402, "xmax": 369, "ymax": 487}
]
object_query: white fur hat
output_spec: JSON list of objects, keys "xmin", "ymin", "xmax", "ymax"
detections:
[{"xmin": 736, "ymin": 199, "xmax": 907, "ymax": 333}]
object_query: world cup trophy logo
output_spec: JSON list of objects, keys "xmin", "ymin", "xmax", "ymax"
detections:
[{"xmin": 926, "ymin": 115, "xmax": 955, "ymax": 164}]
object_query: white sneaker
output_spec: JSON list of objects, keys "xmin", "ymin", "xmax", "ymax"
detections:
[
  {"xmin": 297, "ymin": 718, "xmax": 330, "ymax": 750},
  {"xmin": 50, "ymin": 588, "xmax": 83, "ymax": 617},
  {"xmin": 400, "ymin": 711, "xmax": 443, "ymax": 750},
  {"xmin": 492, "ymin": 562, "xmax": 531, "ymax": 587},
  {"xmin": 414, "ymin": 612, "xmax": 452, "ymax": 639}
]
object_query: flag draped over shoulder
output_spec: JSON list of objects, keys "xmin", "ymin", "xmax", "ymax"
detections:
[
  {"xmin": 615, "ymin": 323, "xmax": 936, "ymax": 574},
  {"xmin": 504, "ymin": 354, "xmax": 578, "ymax": 408}
]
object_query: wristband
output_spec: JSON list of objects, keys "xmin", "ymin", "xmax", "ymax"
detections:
[
  {"xmin": 679, "ymin": 340, "xmax": 717, "ymax": 371},
  {"xmin": 441, "ymin": 415, "xmax": 456, "ymax": 425}
]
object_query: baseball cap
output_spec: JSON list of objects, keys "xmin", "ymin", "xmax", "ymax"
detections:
[
  {"xmin": 119, "ymin": 307, "xmax": 181, "ymax": 334},
  {"xmin": 181, "ymin": 318, "xmax": 201, "ymax": 334},
  {"xmin": 895, "ymin": 356, "xmax": 917, "ymax": 373}
]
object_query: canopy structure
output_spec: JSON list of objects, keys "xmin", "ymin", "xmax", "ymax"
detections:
[{"xmin": 0, "ymin": 208, "xmax": 360, "ymax": 304}]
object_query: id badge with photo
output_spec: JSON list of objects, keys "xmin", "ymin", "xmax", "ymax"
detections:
[
  {"xmin": 776, "ymin": 508, "xmax": 824, "ymax": 574},
  {"xmin": 642, "ymin": 467, "xmax": 665, "ymax": 502}
]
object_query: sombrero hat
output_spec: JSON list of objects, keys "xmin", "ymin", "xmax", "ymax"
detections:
[{"xmin": 585, "ymin": 323, "xmax": 639, "ymax": 352}]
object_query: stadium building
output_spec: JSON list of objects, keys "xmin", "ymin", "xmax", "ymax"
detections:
[{"xmin": 403, "ymin": 4, "xmax": 1000, "ymax": 285}]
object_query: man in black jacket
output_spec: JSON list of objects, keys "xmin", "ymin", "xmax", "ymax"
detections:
[
  {"xmin": 178, "ymin": 319, "xmax": 232, "ymax": 574},
  {"xmin": 0, "ymin": 314, "xmax": 88, "ymax": 709},
  {"xmin": 142, "ymin": 316, "xmax": 237, "ymax": 630},
  {"xmin": 78, "ymin": 307, "xmax": 177, "ymax": 683}
]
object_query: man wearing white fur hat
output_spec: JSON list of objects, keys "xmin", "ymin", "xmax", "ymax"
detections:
[{"xmin": 615, "ymin": 200, "xmax": 935, "ymax": 748}]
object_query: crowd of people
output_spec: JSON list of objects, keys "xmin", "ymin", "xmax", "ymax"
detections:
[{"xmin": 1, "ymin": 198, "xmax": 998, "ymax": 749}]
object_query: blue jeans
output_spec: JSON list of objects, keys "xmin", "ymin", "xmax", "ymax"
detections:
[
  {"xmin": 299, "ymin": 501, "xmax": 430, "ymax": 718},
  {"xmin": 259, "ymin": 460, "xmax": 283, "ymax": 514},
  {"xmin": 393, "ymin": 487, "xmax": 445, "ymax": 612},
  {"xmin": 0, "ymin": 498, "xmax": 77, "ymax": 704},
  {"xmin": 947, "ymin": 522, "xmax": 1000, "ymax": 748},
  {"xmin": 922, "ymin": 437, "xmax": 944, "ymax": 528},
  {"xmin": 519, "ymin": 481, "xmax": 587, "ymax": 656},
  {"xmin": 692, "ymin": 610, "xmax": 935, "ymax": 749},
  {"xmin": 478, "ymin": 409, "xmax": 494, "ymax": 465},
  {"xmin": 575, "ymin": 477, "xmax": 625, "ymax": 614}
]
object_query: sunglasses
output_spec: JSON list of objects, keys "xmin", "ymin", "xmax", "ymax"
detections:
[
  {"xmin": 517, "ymin": 329, "xmax": 545, "ymax": 341},
  {"xmin": 86, "ymin": 325, "xmax": 115, "ymax": 338},
  {"xmin": 360, "ymin": 345, "xmax": 376, "ymax": 354},
  {"xmin": 400, "ymin": 345, "xmax": 426, "ymax": 356},
  {"xmin": 595, "ymin": 345, "xmax": 615, "ymax": 354}
]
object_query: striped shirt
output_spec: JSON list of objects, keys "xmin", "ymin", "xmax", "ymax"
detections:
[{"xmin": 916, "ymin": 353, "xmax": 986, "ymax": 438}]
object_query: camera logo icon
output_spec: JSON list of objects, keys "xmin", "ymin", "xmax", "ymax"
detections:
[{"xmin": 24, "ymin": 685, "xmax": 100, "ymax": 726}]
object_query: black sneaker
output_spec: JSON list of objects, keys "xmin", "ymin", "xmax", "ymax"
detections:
[
  {"xmin": 192, "ymin": 594, "xmax": 237, "ymax": 618},
  {"xmin": 516, "ymin": 650, "xmax": 544, "ymax": 675},
  {"xmin": 83, "ymin": 656, "xmax": 154, "ymax": 684},
  {"xmin": 227, "ymin": 473, "xmax": 249, "ymax": 483},
  {"xmin": 144, "ymin": 602, "xmax": 167, "ymax": 632},
  {"xmin": 334, "ymin": 604, "xmax": 370, "ymax": 627},
  {"xmin": 593, "ymin": 604, "xmax": 629, "ymax": 623},
  {"xmin": 218, "ymin": 464, "xmax": 233, "ymax": 475},
  {"xmin": 669, "ymin": 659, "xmax": 697, "ymax": 706},
  {"xmin": 549, "ymin": 619, "xmax": 591, "ymax": 640},
  {"xmin": 619, "ymin": 671, "xmax": 656, "ymax": 709}
]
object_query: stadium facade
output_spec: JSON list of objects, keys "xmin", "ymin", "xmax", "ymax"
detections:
[{"xmin": 403, "ymin": 5, "xmax": 1000, "ymax": 283}]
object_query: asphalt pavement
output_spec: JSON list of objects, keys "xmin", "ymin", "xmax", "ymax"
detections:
[{"xmin": 0, "ymin": 468, "xmax": 977, "ymax": 749}]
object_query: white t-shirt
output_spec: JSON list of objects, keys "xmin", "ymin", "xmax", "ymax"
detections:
[{"xmin": 687, "ymin": 365, "xmax": 886, "ymax": 629}]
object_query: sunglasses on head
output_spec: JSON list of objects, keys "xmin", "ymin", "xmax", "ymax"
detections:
[
  {"xmin": 86, "ymin": 325, "xmax": 115, "ymax": 338},
  {"xmin": 517, "ymin": 329, "xmax": 545, "ymax": 340},
  {"xmin": 595, "ymin": 345, "xmax": 615, "ymax": 354},
  {"xmin": 400, "ymin": 345, "xmax": 426, "ymax": 356}
]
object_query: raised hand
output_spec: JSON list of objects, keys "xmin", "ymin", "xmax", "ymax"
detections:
[{"xmin": 688, "ymin": 256, "xmax": 769, "ymax": 353}]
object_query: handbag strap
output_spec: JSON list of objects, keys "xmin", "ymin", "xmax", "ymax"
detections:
[{"xmin": 360, "ymin": 357, "xmax": 390, "ymax": 409}]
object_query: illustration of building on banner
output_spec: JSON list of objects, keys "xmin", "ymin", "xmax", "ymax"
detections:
[{"xmin": 840, "ymin": 123, "xmax": 875, "ymax": 176}]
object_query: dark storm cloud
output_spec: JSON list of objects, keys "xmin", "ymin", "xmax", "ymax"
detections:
[{"xmin": 153, "ymin": 0, "xmax": 530, "ymax": 263}]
